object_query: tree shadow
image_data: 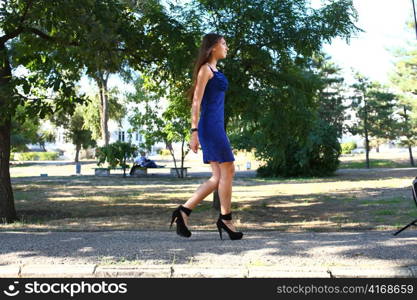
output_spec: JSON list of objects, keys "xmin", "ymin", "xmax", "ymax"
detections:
[{"xmin": 0, "ymin": 230, "xmax": 416, "ymax": 268}]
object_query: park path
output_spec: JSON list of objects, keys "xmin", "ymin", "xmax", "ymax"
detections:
[{"xmin": 0, "ymin": 230, "xmax": 416, "ymax": 277}]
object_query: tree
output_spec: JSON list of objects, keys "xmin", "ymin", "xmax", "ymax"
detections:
[
  {"xmin": 349, "ymin": 73, "xmax": 396, "ymax": 168},
  {"xmin": 96, "ymin": 141, "xmax": 137, "ymax": 177},
  {"xmin": 10, "ymin": 106, "xmax": 42, "ymax": 152},
  {"xmin": 127, "ymin": 76, "xmax": 191, "ymax": 178},
  {"xmin": 169, "ymin": 0, "xmax": 360, "ymax": 177},
  {"xmin": 64, "ymin": 106, "xmax": 96, "ymax": 163},
  {"xmin": 393, "ymin": 96, "xmax": 417, "ymax": 166},
  {"xmin": 82, "ymin": 88, "xmax": 127, "ymax": 142},
  {"xmin": 390, "ymin": 47, "xmax": 417, "ymax": 166},
  {"xmin": 312, "ymin": 53, "xmax": 348, "ymax": 139},
  {"xmin": 0, "ymin": 0, "xmax": 169, "ymax": 222}
]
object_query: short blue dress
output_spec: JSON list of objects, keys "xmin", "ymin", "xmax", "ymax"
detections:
[{"xmin": 197, "ymin": 63, "xmax": 235, "ymax": 164}]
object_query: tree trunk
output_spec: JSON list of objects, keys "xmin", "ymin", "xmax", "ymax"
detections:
[
  {"xmin": 40, "ymin": 142, "xmax": 46, "ymax": 152},
  {"xmin": 364, "ymin": 133, "xmax": 370, "ymax": 169},
  {"xmin": 96, "ymin": 72, "xmax": 110, "ymax": 146},
  {"xmin": 363, "ymin": 97, "xmax": 370, "ymax": 169},
  {"xmin": 102, "ymin": 75, "xmax": 110, "ymax": 146},
  {"xmin": 180, "ymin": 138, "xmax": 185, "ymax": 178},
  {"xmin": 213, "ymin": 190, "xmax": 220, "ymax": 210},
  {"xmin": 0, "ymin": 45, "xmax": 18, "ymax": 222},
  {"xmin": 0, "ymin": 118, "xmax": 18, "ymax": 223},
  {"xmin": 409, "ymin": 144, "xmax": 415, "ymax": 167},
  {"xmin": 404, "ymin": 106, "xmax": 414, "ymax": 167},
  {"xmin": 74, "ymin": 144, "xmax": 81, "ymax": 163}
]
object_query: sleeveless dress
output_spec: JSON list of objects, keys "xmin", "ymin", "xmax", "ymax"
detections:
[{"xmin": 197, "ymin": 64, "xmax": 235, "ymax": 164}]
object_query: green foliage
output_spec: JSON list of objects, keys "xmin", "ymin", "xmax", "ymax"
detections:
[
  {"xmin": 16, "ymin": 152, "xmax": 59, "ymax": 161},
  {"xmin": 48, "ymin": 104, "xmax": 96, "ymax": 162},
  {"xmin": 389, "ymin": 47, "xmax": 417, "ymax": 166},
  {"xmin": 341, "ymin": 142, "xmax": 357, "ymax": 154},
  {"xmin": 82, "ymin": 89, "xmax": 127, "ymax": 141},
  {"xmin": 10, "ymin": 106, "xmax": 42, "ymax": 152},
  {"xmin": 127, "ymin": 76, "xmax": 191, "ymax": 177},
  {"xmin": 10, "ymin": 105, "xmax": 56, "ymax": 152},
  {"xmin": 173, "ymin": 0, "xmax": 359, "ymax": 177},
  {"xmin": 64, "ymin": 106, "xmax": 96, "ymax": 162},
  {"xmin": 390, "ymin": 48, "xmax": 417, "ymax": 94},
  {"xmin": 313, "ymin": 53, "xmax": 348, "ymax": 137},
  {"xmin": 349, "ymin": 73, "xmax": 397, "ymax": 168},
  {"xmin": 95, "ymin": 141, "xmax": 137, "ymax": 177},
  {"xmin": 158, "ymin": 149, "xmax": 171, "ymax": 156},
  {"xmin": 0, "ymin": 0, "xmax": 180, "ymax": 221},
  {"xmin": 349, "ymin": 74, "xmax": 397, "ymax": 140},
  {"xmin": 38, "ymin": 152, "xmax": 59, "ymax": 161},
  {"xmin": 257, "ymin": 117, "xmax": 341, "ymax": 177}
]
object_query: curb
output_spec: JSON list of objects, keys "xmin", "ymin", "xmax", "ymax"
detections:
[{"xmin": 0, "ymin": 264, "xmax": 416, "ymax": 278}]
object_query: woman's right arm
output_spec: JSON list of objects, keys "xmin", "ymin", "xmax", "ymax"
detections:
[
  {"xmin": 190, "ymin": 64, "xmax": 212, "ymax": 153},
  {"xmin": 191, "ymin": 64, "xmax": 212, "ymax": 129}
]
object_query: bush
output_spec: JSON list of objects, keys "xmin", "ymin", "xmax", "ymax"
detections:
[
  {"xmin": 256, "ymin": 118, "xmax": 341, "ymax": 177},
  {"xmin": 96, "ymin": 141, "xmax": 138, "ymax": 177},
  {"xmin": 158, "ymin": 149, "xmax": 171, "ymax": 156},
  {"xmin": 341, "ymin": 142, "xmax": 357, "ymax": 154},
  {"xmin": 38, "ymin": 152, "xmax": 59, "ymax": 160},
  {"xmin": 17, "ymin": 152, "xmax": 59, "ymax": 161},
  {"xmin": 18, "ymin": 152, "xmax": 39, "ymax": 161},
  {"xmin": 10, "ymin": 153, "xmax": 15, "ymax": 161}
]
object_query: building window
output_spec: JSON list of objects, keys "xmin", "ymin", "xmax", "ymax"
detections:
[
  {"xmin": 135, "ymin": 132, "xmax": 139, "ymax": 141},
  {"xmin": 118, "ymin": 131, "xmax": 125, "ymax": 142}
]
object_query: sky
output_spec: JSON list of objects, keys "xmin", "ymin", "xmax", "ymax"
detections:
[{"xmin": 321, "ymin": 0, "xmax": 416, "ymax": 85}]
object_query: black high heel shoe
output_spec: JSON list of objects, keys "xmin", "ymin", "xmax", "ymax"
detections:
[
  {"xmin": 216, "ymin": 212, "xmax": 243, "ymax": 240},
  {"xmin": 170, "ymin": 205, "xmax": 192, "ymax": 237}
]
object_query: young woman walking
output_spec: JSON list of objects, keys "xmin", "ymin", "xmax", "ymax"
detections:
[{"xmin": 169, "ymin": 33, "xmax": 243, "ymax": 240}]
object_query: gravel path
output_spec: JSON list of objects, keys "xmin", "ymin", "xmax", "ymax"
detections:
[{"xmin": 1, "ymin": 230, "xmax": 416, "ymax": 270}]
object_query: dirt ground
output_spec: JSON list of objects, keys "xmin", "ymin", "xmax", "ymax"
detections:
[{"xmin": 5, "ymin": 151, "xmax": 417, "ymax": 232}]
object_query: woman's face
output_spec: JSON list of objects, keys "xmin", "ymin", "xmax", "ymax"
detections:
[{"xmin": 212, "ymin": 38, "xmax": 229, "ymax": 59}]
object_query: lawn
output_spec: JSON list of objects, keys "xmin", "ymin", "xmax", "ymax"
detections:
[
  {"xmin": 339, "ymin": 151, "xmax": 415, "ymax": 169},
  {"xmin": 4, "ymin": 151, "xmax": 417, "ymax": 232}
]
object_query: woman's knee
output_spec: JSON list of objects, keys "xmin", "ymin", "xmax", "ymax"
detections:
[
  {"xmin": 210, "ymin": 175, "xmax": 220, "ymax": 186},
  {"xmin": 220, "ymin": 162, "xmax": 235, "ymax": 178}
]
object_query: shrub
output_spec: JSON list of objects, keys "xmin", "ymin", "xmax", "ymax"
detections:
[
  {"xmin": 16, "ymin": 152, "xmax": 59, "ymax": 161},
  {"xmin": 341, "ymin": 142, "xmax": 357, "ymax": 154},
  {"xmin": 38, "ymin": 152, "xmax": 59, "ymax": 160},
  {"xmin": 18, "ymin": 152, "xmax": 39, "ymax": 161},
  {"xmin": 256, "ymin": 118, "xmax": 341, "ymax": 177},
  {"xmin": 96, "ymin": 141, "xmax": 138, "ymax": 177},
  {"xmin": 158, "ymin": 149, "xmax": 171, "ymax": 156}
]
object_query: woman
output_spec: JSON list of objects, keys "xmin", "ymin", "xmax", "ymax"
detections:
[{"xmin": 169, "ymin": 33, "xmax": 243, "ymax": 240}]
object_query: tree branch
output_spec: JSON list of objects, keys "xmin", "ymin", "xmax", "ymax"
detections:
[
  {"xmin": 0, "ymin": 0, "xmax": 34, "ymax": 44},
  {"xmin": 16, "ymin": 91, "xmax": 57, "ymax": 102},
  {"xmin": 24, "ymin": 27, "xmax": 80, "ymax": 46}
]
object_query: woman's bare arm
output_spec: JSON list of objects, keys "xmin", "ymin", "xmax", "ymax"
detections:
[{"xmin": 191, "ymin": 64, "xmax": 213, "ymax": 129}]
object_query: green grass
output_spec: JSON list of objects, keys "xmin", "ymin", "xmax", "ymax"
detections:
[
  {"xmin": 374, "ymin": 209, "xmax": 396, "ymax": 216},
  {"xmin": 4, "ymin": 161, "xmax": 417, "ymax": 232},
  {"xmin": 360, "ymin": 197, "xmax": 404, "ymax": 206},
  {"xmin": 339, "ymin": 159, "xmax": 409, "ymax": 169}
]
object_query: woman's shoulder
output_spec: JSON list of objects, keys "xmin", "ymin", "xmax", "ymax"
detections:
[{"xmin": 198, "ymin": 63, "xmax": 214, "ymax": 80}]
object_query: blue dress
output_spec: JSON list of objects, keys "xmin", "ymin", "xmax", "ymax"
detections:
[{"xmin": 198, "ymin": 64, "xmax": 235, "ymax": 164}]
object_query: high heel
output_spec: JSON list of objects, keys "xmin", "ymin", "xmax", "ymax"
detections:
[
  {"xmin": 216, "ymin": 212, "xmax": 243, "ymax": 240},
  {"xmin": 170, "ymin": 205, "xmax": 192, "ymax": 237}
]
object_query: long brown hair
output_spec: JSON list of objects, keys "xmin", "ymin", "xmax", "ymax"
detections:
[{"xmin": 186, "ymin": 33, "xmax": 224, "ymax": 105}]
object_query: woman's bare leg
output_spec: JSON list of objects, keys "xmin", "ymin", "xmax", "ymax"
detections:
[
  {"xmin": 181, "ymin": 161, "xmax": 220, "ymax": 225},
  {"xmin": 218, "ymin": 161, "xmax": 237, "ymax": 231}
]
